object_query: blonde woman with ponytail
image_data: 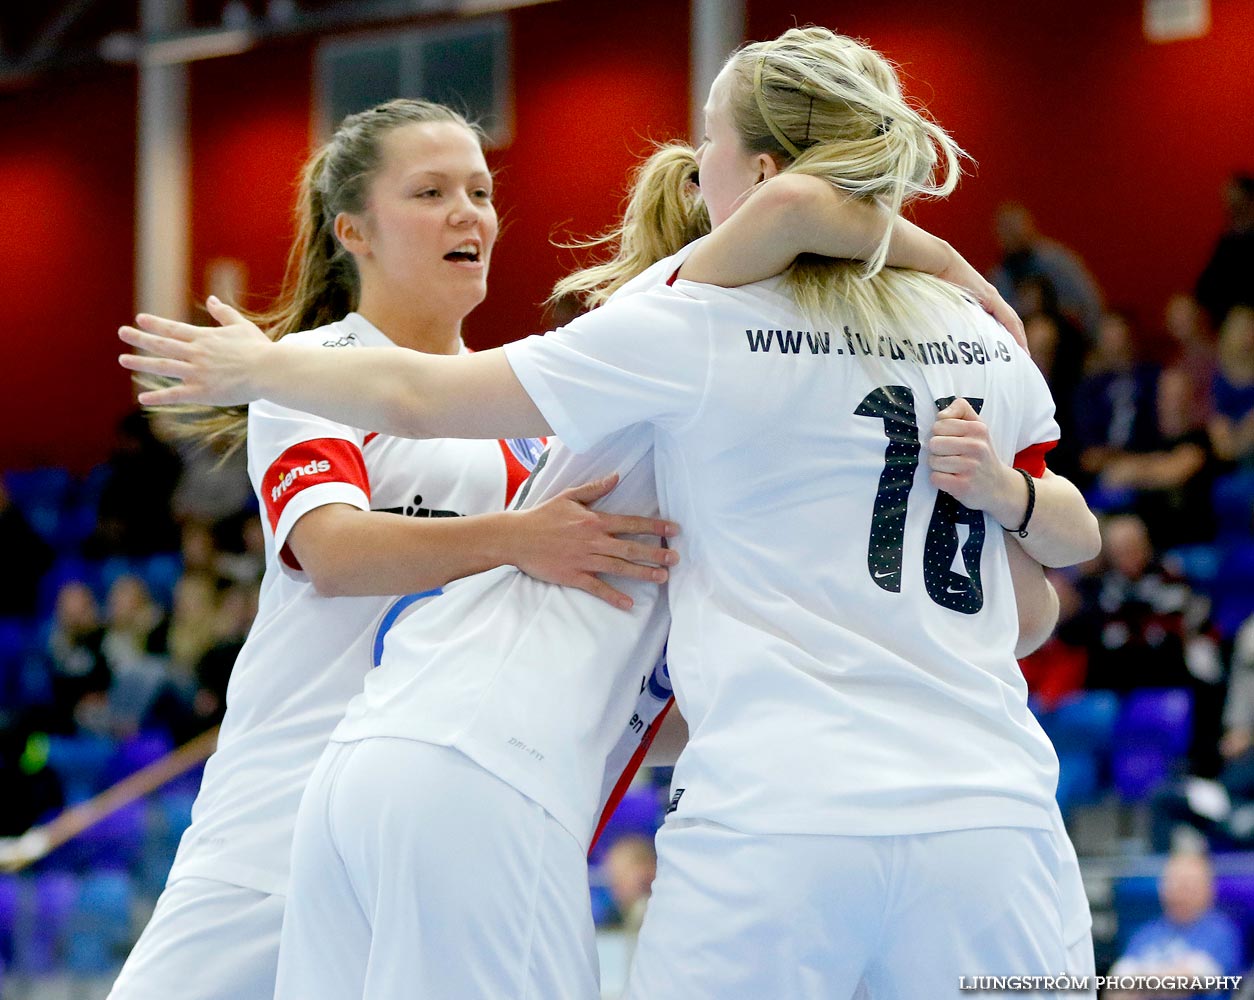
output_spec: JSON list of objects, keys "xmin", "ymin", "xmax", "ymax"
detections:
[
  {"xmin": 123, "ymin": 28, "xmax": 1102, "ymax": 999},
  {"xmin": 106, "ymin": 98, "xmax": 689, "ymax": 1000}
]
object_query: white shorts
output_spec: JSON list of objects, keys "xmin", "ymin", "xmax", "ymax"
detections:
[
  {"xmin": 107, "ymin": 876, "xmax": 284, "ymax": 1000},
  {"xmin": 275, "ymin": 738, "xmax": 599, "ymax": 1000},
  {"xmin": 625, "ymin": 821, "xmax": 1070, "ymax": 1000}
]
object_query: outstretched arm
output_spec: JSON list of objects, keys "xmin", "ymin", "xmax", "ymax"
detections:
[
  {"xmin": 678, "ymin": 173, "xmax": 1026, "ymax": 347},
  {"xmin": 120, "ymin": 298, "xmax": 543, "ymax": 440}
]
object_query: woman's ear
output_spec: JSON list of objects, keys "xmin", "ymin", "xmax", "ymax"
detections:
[
  {"xmin": 755, "ymin": 153, "xmax": 782, "ymax": 184},
  {"xmin": 334, "ymin": 212, "xmax": 371, "ymax": 258}
]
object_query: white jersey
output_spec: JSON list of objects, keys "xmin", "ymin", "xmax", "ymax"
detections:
[
  {"xmin": 168, "ymin": 313, "xmax": 539, "ymax": 895},
  {"xmin": 331, "ymin": 426, "xmax": 672, "ymax": 850},
  {"xmin": 504, "ymin": 266, "xmax": 1063, "ymax": 837},
  {"xmin": 330, "ymin": 251, "xmax": 704, "ymax": 850}
]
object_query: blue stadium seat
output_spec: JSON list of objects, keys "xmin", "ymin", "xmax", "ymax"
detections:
[
  {"xmin": 588, "ymin": 788, "xmax": 663, "ymax": 864},
  {"xmin": 1212, "ymin": 540, "xmax": 1254, "ymax": 640},
  {"xmin": 1213, "ymin": 471, "xmax": 1254, "ymax": 539},
  {"xmin": 12, "ymin": 871, "xmax": 77, "ymax": 975},
  {"xmin": 65, "ymin": 869, "xmax": 132, "ymax": 975},
  {"xmin": 1038, "ymin": 690, "xmax": 1121, "ymax": 755},
  {"xmin": 46, "ymin": 734, "xmax": 118, "ymax": 804},
  {"xmin": 0, "ymin": 873, "xmax": 19, "ymax": 969},
  {"xmin": 1112, "ymin": 689, "xmax": 1193, "ymax": 802},
  {"xmin": 3, "ymin": 469, "xmax": 74, "ymax": 545}
]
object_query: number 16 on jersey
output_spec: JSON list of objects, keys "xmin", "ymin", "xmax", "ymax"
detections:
[{"xmin": 855, "ymin": 387, "xmax": 986, "ymax": 615}]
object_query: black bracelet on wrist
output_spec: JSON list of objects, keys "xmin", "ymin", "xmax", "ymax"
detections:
[{"xmin": 1011, "ymin": 467, "xmax": 1036, "ymax": 538}]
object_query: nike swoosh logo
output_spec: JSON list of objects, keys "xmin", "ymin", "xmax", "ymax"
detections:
[
  {"xmin": 947, "ymin": 585, "xmax": 968, "ymax": 594},
  {"xmin": 873, "ymin": 570, "xmax": 895, "ymax": 579}
]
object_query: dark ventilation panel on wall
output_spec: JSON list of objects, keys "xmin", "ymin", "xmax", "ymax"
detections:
[{"xmin": 316, "ymin": 16, "xmax": 511, "ymax": 146}]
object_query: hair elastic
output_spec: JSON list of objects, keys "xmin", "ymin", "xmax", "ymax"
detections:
[{"xmin": 754, "ymin": 50, "xmax": 803, "ymax": 159}]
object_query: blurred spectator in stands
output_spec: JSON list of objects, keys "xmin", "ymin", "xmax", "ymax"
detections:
[
  {"xmin": 1151, "ymin": 615, "xmax": 1254, "ymax": 852},
  {"xmin": 603, "ymin": 834, "xmax": 657, "ymax": 934},
  {"xmin": 1196, "ymin": 174, "xmax": 1254, "ymax": 329},
  {"xmin": 214, "ymin": 512, "xmax": 266, "ymax": 585},
  {"xmin": 0, "ymin": 480, "xmax": 53, "ymax": 619},
  {"xmin": 170, "ymin": 437, "xmax": 253, "ymax": 527},
  {"xmin": 145, "ymin": 577, "xmax": 252, "ymax": 743},
  {"xmin": 988, "ymin": 201, "xmax": 1104, "ymax": 339},
  {"xmin": 1065, "ymin": 515, "xmax": 1215, "ymax": 691},
  {"xmin": 101, "ymin": 575, "xmax": 169, "ymax": 735},
  {"xmin": 1065, "ymin": 515, "xmax": 1223, "ymax": 770},
  {"xmin": 1105, "ymin": 850, "xmax": 1241, "ymax": 999},
  {"xmin": 86, "ymin": 411, "xmax": 181, "ymax": 558},
  {"xmin": 1209, "ymin": 307, "xmax": 1254, "ymax": 468},
  {"xmin": 1021, "ymin": 274, "xmax": 1087, "ymax": 479},
  {"xmin": 1074, "ymin": 311, "xmax": 1162, "ymax": 488},
  {"xmin": 1095, "ymin": 367, "xmax": 1226, "ymax": 549},
  {"xmin": 1164, "ymin": 294, "xmax": 1217, "ymax": 412},
  {"xmin": 1019, "ymin": 569, "xmax": 1090, "ymax": 710},
  {"xmin": 180, "ymin": 520, "xmax": 220, "ymax": 577},
  {"xmin": 39, "ymin": 581, "xmax": 111, "ymax": 735}
]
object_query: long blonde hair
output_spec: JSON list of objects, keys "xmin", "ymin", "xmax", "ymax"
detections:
[
  {"xmin": 550, "ymin": 142, "xmax": 710, "ymax": 311},
  {"xmin": 153, "ymin": 99, "xmax": 482, "ymax": 455},
  {"xmin": 726, "ymin": 27, "xmax": 969, "ymax": 344}
]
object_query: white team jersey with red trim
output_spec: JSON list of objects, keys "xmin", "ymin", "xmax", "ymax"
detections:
[
  {"xmin": 328, "ymin": 251, "xmax": 702, "ymax": 852},
  {"xmin": 331, "ymin": 427, "xmax": 672, "ymax": 850},
  {"xmin": 505, "ymin": 265, "xmax": 1064, "ymax": 837},
  {"xmin": 168, "ymin": 313, "xmax": 540, "ymax": 896}
]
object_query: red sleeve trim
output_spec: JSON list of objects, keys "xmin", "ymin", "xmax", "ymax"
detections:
[
  {"xmin": 588, "ymin": 697, "xmax": 674, "ymax": 856},
  {"xmin": 262, "ymin": 438, "xmax": 370, "ymax": 570},
  {"xmin": 665, "ymin": 267, "xmax": 682, "ymax": 287},
  {"xmin": 1012, "ymin": 440, "xmax": 1057, "ymax": 479},
  {"xmin": 363, "ymin": 432, "xmax": 379, "ymax": 447}
]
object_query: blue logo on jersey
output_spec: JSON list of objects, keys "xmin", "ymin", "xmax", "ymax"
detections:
[
  {"xmin": 645, "ymin": 648, "xmax": 672, "ymax": 701},
  {"xmin": 372, "ymin": 588, "xmax": 443, "ymax": 668},
  {"xmin": 505, "ymin": 437, "xmax": 546, "ymax": 470}
]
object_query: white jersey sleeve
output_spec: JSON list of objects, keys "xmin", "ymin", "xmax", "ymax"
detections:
[
  {"xmin": 503, "ymin": 286, "xmax": 711, "ymax": 453},
  {"xmin": 247, "ymin": 397, "xmax": 369, "ymax": 571},
  {"xmin": 1009, "ymin": 342, "xmax": 1062, "ymax": 477}
]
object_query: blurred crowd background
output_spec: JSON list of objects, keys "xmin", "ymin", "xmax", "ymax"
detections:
[{"xmin": 0, "ymin": 0, "xmax": 1251, "ymax": 996}]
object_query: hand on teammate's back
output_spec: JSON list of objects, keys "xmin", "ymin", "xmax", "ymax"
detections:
[
  {"xmin": 927, "ymin": 398, "xmax": 1027, "ymax": 525},
  {"xmin": 506, "ymin": 473, "xmax": 680, "ymax": 611}
]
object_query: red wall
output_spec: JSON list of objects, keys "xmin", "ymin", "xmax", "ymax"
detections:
[
  {"xmin": 184, "ymin": 0, "xmax": 690, "ymax": 350},
  {"xmin": 6, "ymin": 0, "xmax": 1251, "ymax": 471},
  {"xmin": 0, "ymin": 68, "xmax": 137, "ymax": 472},
  {"xmin": 748, "ymin": 0, "xmax": 1254, "ymax": 328}
]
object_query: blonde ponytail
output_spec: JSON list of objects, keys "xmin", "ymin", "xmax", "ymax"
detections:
[{"xmin": 550, "ymin": 142, "xmax": 710, "ymax": 311}]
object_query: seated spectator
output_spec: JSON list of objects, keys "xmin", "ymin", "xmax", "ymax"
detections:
[
  {"xmin": 101, "ymin": 575, "xmax": 170, "ymax": 735},
  {"xmin": 1106, "ymin": 850, "xmax": 1242, "ymax": 999},
  {"xmin": 603, "ymin": 834, "xmax": 658, "ymax": 934},
  {"xmin": 144, "ymin": 575, "xmax": 251, "ymax": 744},
  {"xmin": 1150, "ymin": 613, "xmax": 1254, "ymax": 852},
  {"xmin": 1209, "ymin": 307, "xmax": 1254, "ymax": 467},
  {"xmin": 1096, "ymin": 367, "xmax": 1227, "ymax": 548},
  {"xmin": 1074, "ymin": 312, "xmax": 1163, "ymax": 488},
  {"xmin": 1196, "ymin": 175, "xmax": 1254, "ymax": 329},
  {"xmin": 0, "ymin": 480, "xmax": 53, "ymax": 619},
  {"xmin": 38, "ymin": 581, "xmax": 111, "ymax": 735},
  {"xmin": 1064, "ymin": 515, "xmax": 1216, "ymax": 693},
  {"xmin": 1021, "ymin": 274, "xmax": 1087, "ymax": 479},
  {"xmin": 86, "ymin": 411, "xmax": 182, "ymax": 558},
  {"xmin": 1164, "ymin": 294, "xmax": 1217, "ymax": 413},
  {"xmin": 989, "ymin": 201, "xmax": 1104, "ymax": 339},
  {"xmin": 170, "ymin": 435, "xmax": 253, "ymax": 528}
]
